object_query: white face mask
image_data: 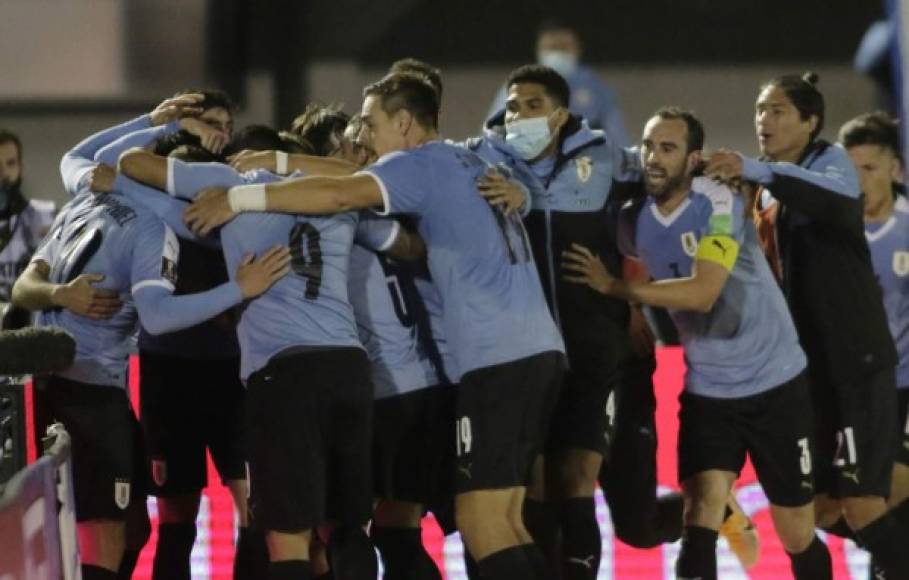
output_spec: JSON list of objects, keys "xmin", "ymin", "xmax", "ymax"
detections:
[
  {"xmin": 538, "ymin": 50, "xmax": 578, "ymax": 78},
  {"xmin": 505, "ymin": 115, "xmax": 554, "ymax": 161}
]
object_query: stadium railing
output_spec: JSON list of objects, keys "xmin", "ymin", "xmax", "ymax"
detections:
[{"xmin": 0, "ymin": 423, "xmax": 79, "ymax": 579}]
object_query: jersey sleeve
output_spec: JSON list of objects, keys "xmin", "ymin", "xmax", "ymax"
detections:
[
  {"xmin": 167, "ymin": 158, "xmax": 245, "ymax": 200},
  {"xmin": 356, "ymin": 150, "xmax": 431, "ymax": 215},
  {"xmin": 113, "ymin": 174, "xmax": 217, "ymax": 247},
  {"xmin": 30, "ymin": 211, "xmax": 66, "ymax": 265},
  {"xmin": 94, "ymin": 121, "xmax": 179, "ymax": 168},
  {"xmin": 692, "ymin": 178, "xmax": 744, "ymax": 271},
  {"xmin": 129, "ymin": 218, "xmax": 180, "ymax": 295},
  {"xmin": 60, "ymin": 115, "xmax": 151, "ymax": 196},
  {"xmin": 355, "ymin": 214, "xmax": 401, "ymax": 252}
]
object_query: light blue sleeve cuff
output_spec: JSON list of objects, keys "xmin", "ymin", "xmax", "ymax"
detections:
[{"xmin": 740, "ymin": 155, "xmax": 774, "ymax": 185}]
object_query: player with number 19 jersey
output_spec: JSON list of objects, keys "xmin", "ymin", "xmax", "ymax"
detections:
[{"xmin": 361, "ymin": 140, "xmax": 565, "ymax": 494}]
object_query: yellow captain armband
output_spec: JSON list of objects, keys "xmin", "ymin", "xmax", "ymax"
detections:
[{"xmin": 695, "ymin": 235, "xmax": 739, "ymax": 271}]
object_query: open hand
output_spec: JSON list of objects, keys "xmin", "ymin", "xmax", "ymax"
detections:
[
  {"xmin": 228, "ymin": 150, "xmax": 276, "ymax": 173},
  {"xmin": 561, "ymin": 243, "xmax": 616, "ymax": 295},
  {"xmin": 477, "ymin": 169, "xmax": 527, "ymax": 215},
  {"xmin": 149, "ymin": 93, "xmax": 205, "ymax": 126},
  {"xmin": 235, "ymin": 246, "xmax": 292, "ymax": 299},
  {"xmin": 51, "ymin": 274, "xmax": 122, "ymax": 319},
  {"xmin": 183, "ymin": 188, "xmax": 235, "ymax": 236}
]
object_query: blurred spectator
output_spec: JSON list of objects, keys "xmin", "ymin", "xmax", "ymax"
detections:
[{"xmin": 485, "ymin": 20, "xmax": 629, "ymax": 145}]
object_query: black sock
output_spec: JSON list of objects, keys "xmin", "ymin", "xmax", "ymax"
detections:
[
  {"xmin": 268, "ymin": 560, "xmax": 311, "ymax": 580},
  {"xmin": 476, "ymin": 545, "xmax": 535, "ymax": 580},
  {"xmin": 654, "ymin": 493, "xmax": 684, "ymax": 544},
  {"xmin": 523, "ymin": 497, "xmax": 560, "ymax": 564},
  {"xmin": 856, "ymin": 513, "xmax": 909, "ymax": 578},
  {"xmin": 328, "ymin": 525, "xmax": 377, "ymax": 580},
  {"xmin": 823, "ymin": 516, "xmax": 859, "ymax": 543},
  {"xmin": 559, "ymin": 497, "xmax": 601, "ymax": 580},
  {"xmin": 787, "ymin": 534, "xmax": 832, "ymax": 580},
  {"xmin": 152, "ymin": 522, "xmax": 196, "ymax": 580},
  {"xmin": 234, "ymin": 526, "xmax": 270, "ymax": 580},
  {"xmin": 464, "ymin": 550, "xmax": 481, "ymax": 580},
  {"xmin": 521, "ymin": 542, "xmax": 558, "ymax": 580},
  {"xmin": 890, "ymin": 498, "xmax": 909, "ymax": 528},
  {"xmin": 81, "ymin": 564, "xmax": 118, "ymax": 580},
  {"xmin": 117, "ymin": 548, "xmax": 141, "ymax": 579},
  {"xmin": 675, "ymin": 526, "xmax": 718, "ymax": 580},
  {"xmin": 313, "ymin": 573, "xmax": 334, "ymax": 580},
  {"xmin": 372, "ymin": 525, "xmax": 441, "ymax": 580}
]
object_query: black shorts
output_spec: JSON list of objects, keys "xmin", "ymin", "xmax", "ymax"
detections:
[
  {"xmin": 899, "ymin": 388, "xmax": 909, "ymax": 467},
  {"xmin": 33, "ymin": 376, "xmax": 147, "ymax": 522},
  {"xmin": 811, "ymin": 366, "xmax": 898, "ymax": 498},
  {"xmin": 139, "ymin": 351, "xmax": 246, "ymax": 497},
  {"xmin": 546, "ymin": 354, "xmax": 620, "ymax": 458},
  {"xmin": 246, "ymin": 348, "xmax": 373, "ymax": 532},
  {"xmin": 373, "ymin": 384, "xmax": 456, "ymax": 505},
  {"xmin": 454, "ymin": 351, "xmax": 564, "ymax": 493},
  {"xmin": 678, "ymin": 373, "xmax": 816, "ymax": 508}
]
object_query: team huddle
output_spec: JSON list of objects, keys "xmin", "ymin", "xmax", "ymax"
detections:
[{"xmin": 6, "ymin": 46, "xmax": 909, "ymax": 580}]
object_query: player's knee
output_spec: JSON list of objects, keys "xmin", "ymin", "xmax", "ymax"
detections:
[
  {"xmin": 683, "ymin": 482, "xmax": 728, "ymax": 523},
  {"xmin": 841, "ymin": 496, "xmax": 888, "ymax": 530},
  {"xmin": 772, "ymin": 507, "xmax": 816, "ymax": 554},
  {"xmin": 553, "ymin": 450, "xmax": 601, "ymax": 497},
  {"xmin": 157, "ymin": 492, "xmax": 202, "ymax": 523}
]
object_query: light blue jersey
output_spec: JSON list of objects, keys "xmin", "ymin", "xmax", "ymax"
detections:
[
  {"xmin": 618, "ymin": 178, "xmax": 806, "ymax": 398},
  {"xmin": 167, "ymin": 160, "xmax": 364, "ymax": 380},
  {"xmin": 361, "ymin": 141, "xmax": 564, "ymax": 376},
  {"xmin": 32, "ymin": 192, "xmax": 243, "ymax": 387},
  {"xmin": 349, "ymin": 216, "xmax": 447, "ymax": 398},
  {"xmin": 866, "ymin": 195, "xmax": 909, "ymax": 388}
]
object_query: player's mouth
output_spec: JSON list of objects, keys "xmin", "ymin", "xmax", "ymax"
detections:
[
  {"xmin": 758, "ymin": 132, "xmax": 773, "ymax": 146},
  {"xmin": 645, "ymin": 167, "xmax": 666, "ymax": 181}
]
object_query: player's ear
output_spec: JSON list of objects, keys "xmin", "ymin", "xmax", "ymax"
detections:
[
  {"xmin": 686, "ymin": 149, "xmax": 703, "ymax": 174},
  {"xmin": 396, "ymin": 109, "xmax": 414, "ymax": 137}
]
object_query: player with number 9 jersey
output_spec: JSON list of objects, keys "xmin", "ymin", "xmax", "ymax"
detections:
[{"xmin": 164, "ymin": 156, "xmax": 382, "ymax": 546}]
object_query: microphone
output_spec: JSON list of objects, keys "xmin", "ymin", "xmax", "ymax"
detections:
[{"xmin": 0, "ymin": 326, "xmax": 76, "ymax": 375}]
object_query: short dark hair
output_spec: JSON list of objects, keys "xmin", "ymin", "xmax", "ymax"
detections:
[
  {"xmin": 363, "ymin": 72, "xmax": 439, "ymax": 130},
  {"xmin": 761, "ymin": 72, "xmax": 825, "ymax": 141},
  {"xmin": 154, "ymin": 132, "xmax": 224, "ymax": 161},
  {"xmin": 176, "ymin": 88, "xmax": 237, "ymax": 114},
  {"xmin": 0, "ymin": 130, "xmax": 22, "ymax": 160},
  {"xmin": 225, "ymin": 124, "xmax": 285, "ymax": 156},
  {"xmin": 537, "ymin": 19, "xmax": 577, "ymax": 37},
  {"xmin": 290, "ymin": 104, "xmax": 350, "ymax": 156},
  {"xmin": 168, "ymin": 144, "xmax": 220, "ymax": 163},
  {"xmin": 651, "ymin": 107, "xmax": 705, "ymax": 153},
  {"xmin": 279, "ymin": 131, "xmax": 315, "ymax": 155},
  {"xmin": 389, "ymin": 58, "xmax": 443, "ymax": 100},
  {"xmin": 838, "ymin": 111, "xmax": 901, "ymax": 157},
  {"xmin": 506, "ymin": 65, "xmax": 571, "ymax": 108}
]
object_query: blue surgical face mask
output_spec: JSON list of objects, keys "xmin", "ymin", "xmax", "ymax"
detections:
[
  {"xmin": 538, "ymin": 50, "xmax": 578, "ymax": 78},
  {"xmin": 505, "ymin": 115, "xmax": 554, "ymax": 161}
]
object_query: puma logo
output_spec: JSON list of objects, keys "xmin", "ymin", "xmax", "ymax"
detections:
[
  {"xmin": 842, "ymin": 470, "xmax": 860, "ymax": 485},
  {"xmin": 711, "ymin": 238, "xmax": 728, "ymax": 257},
  {"xmin": 458, "ymin": 463, "xmax": 473, "ymax": 480},
  {"xmin": 567, "ymin": 555, "xmax": 596, "ymax": 569}
]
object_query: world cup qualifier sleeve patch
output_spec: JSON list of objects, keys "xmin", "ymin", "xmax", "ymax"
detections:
[{"xmin": 160, "ymin": 225, "xmax": 179, "ymax": 287}]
